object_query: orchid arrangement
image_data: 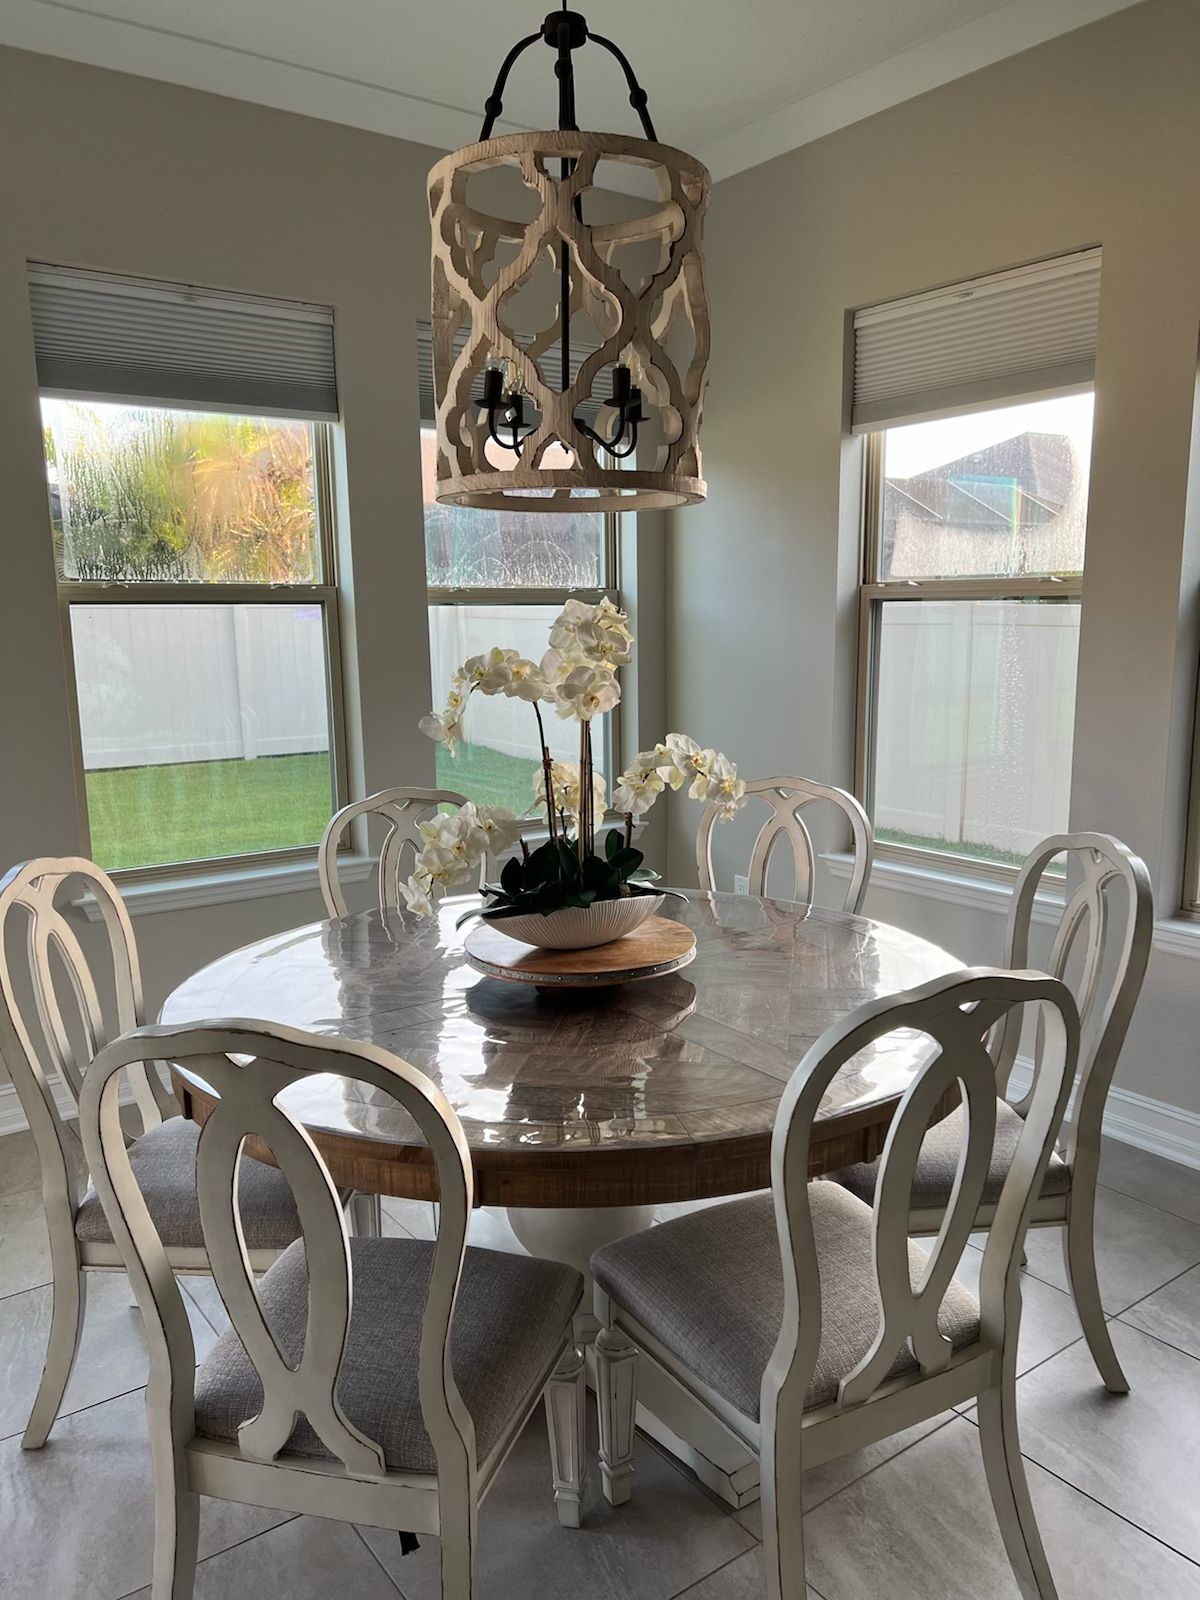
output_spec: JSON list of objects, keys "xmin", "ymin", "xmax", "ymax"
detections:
[{"xmin": 409, "ymin": 597, "xmax": 746, "ymax": 923}]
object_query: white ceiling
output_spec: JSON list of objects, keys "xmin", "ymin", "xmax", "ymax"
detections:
[{"xmin": 1, "ymin": 0, "xmax": 1141, "ymax": 180}]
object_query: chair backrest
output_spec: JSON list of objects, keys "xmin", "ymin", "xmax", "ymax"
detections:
[
  {"xmin": 763, "ymin": 969, "xmax": 1077, "ymax": 1438},
  {"xmin": 319, "ymin": 786, "xmax": 470, "ymax": 917},
  {"xmin": 992, "ymin": 833, "xmax": 1152, "ymax": 1170},
  {"xmin": 696, "ymin": 776, "xmax": 874, "ymax": 913},
  {"xmin": 78, "ymin": 1019, "xmax": 477, "ymax": 1494},
  {"xmin": 0, "ymin": 858, "xmax": 169, "ymax": 1215}
]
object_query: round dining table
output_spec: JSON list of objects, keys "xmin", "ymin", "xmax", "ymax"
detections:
[
  {"xmin": 163, "ymin": 886, "xmax": 963, "ymax": 1247},
  {"xmin": 162, "ymin": 886, "xmax": 962, "ymax": 1505}
]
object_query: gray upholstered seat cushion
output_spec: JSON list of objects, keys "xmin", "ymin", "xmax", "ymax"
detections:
[
  {"xmin": 193, "ymin": 1237, "xmax": 583, "ymax": 1475},
  {"xmin": 592, "ymin": 1183, "xmax": 980, "ymax": 1422},
  {"xmin": 833, "ymin": 1097, "xmax": 1071, "ymax": 1212},
  {"xmin": 75, "ymin": 1114, "xmax": 302, "ymax": 1251}
]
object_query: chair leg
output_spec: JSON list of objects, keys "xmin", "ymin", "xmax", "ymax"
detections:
[
  {"xmin": 347, "ymin": 1192, "xmax": 382, "ymax": 1239},
  {"xmin": 150, "ymin": 1485, "xmax": 200, "ymax": 1600},
  {"xmin": 23, "ymin": 1263, "xmax": 87, "ymax": 1449},
  {"xmin": 761, "ymin": 1428, "xmax": 807, "ymax": 1600},
  {"xmin": 977, "ymin": 1379, "xmax": 1058, "ymax": 1600},
  {"xmin": 544, "ymin": 1344, "xmax": 587, "ymax": 1528},
  {"xmin": 595, "ymin": 1325, "xmax": 638, "ymax": 1507},
  {"xmin": 1062, "ymin": 1204, "xmax": 1128, "ymax": 1394}
]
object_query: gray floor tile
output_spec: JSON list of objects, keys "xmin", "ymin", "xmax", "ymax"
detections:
[
  {"xmin": 363, "ymin": 1404, "xmax": 755, "ymax": 1600},
  {"xmin": 1014, "ymin": 1319, "xmax": 1200, "ymax": 1561},
  {"xmin": 1018, "ymin": 1187, "xmax": 1200, "ymax": 1313},
  {"xmin": 951, "ymin": 1243, "xmax": 1084, "ymax": 1375},
  {"xmin": 0, "ymin": 1274, "xmax": 217, "ymax": 1442},
  {"xmin": 731, "ymin": 1413, "xmax": 957, "ymax": 1538},
  {"xmin": 0, "ymin": 1192, "xmax": 53, "ymax": 1299},
  {"xmin": 1119, "ymin": 1265, "xmax": 1200, "ymax": 1359},
  {"xmin": 0, "ymin": 1129, "xmax": 51, "ymax": 1198},
  {"xmin": 119, "ymin": 1517, "xmax": 403, "ymax": 1600},
  {"xmin": 180, "ymin": 1275, "xmax": 232, "ymax": 1337},
  {"xmin": 672, "ymin": 1546, "xmax": 821, "ymax": 1599},
  {"xmin": 1099, "ymin": 1138, "xmax": 1200, "ymax": 1226},
  {"xmin": 803, "ymin": 1414, "xmax": 1200, "ymax": 1599},
  {"xmin": 0, "ymin": 1389, "xmax": 288, "ymax": 1600}
]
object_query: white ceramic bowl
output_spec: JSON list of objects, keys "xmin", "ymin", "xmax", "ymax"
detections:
[{"xmin": 487, "ymin": 895, "xmax": 661, "ymax": 950}]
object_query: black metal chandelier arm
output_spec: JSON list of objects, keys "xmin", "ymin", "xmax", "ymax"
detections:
[
  {"xmin": 585, "ymin": 31, "xmax": 658, "ymax": 141},
  {"xmin": 478, "ymin": 30, "xmax": 544, "ymax": 140},
  {"xmin": 575, "ymin": 414, "xmax": 640, "ymax": 458}
]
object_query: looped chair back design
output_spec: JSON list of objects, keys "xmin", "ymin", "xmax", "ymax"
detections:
[
  {"xmin": 991, "ymin": 833, "xmax": 1152, "ymax": 1149},
  {"xmin": 696, "ymin": 776, "xmax": 874, "ymax": 913},
  {"xmin": 319, "ymin": 786, "xmax": 470, "ymax": 917},
  {"xmin": 81, "ymin": 1020, "xmax": 476, "ymax": 1480},
  {"xmin": 766, "ymin": 968, "xmax": 1077, "ymax": 1430},
  {"xmin": 0, "ymin": 858, "xmax": 170, "ymax": 1177}
]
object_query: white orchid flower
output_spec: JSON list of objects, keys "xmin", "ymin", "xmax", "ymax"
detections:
[
  {"xmin": 503, "ymin": 656, "xmax": 552, "ymax": 701},
  {"xmin": 611, "ymin": 764, "xmax": 665, "ymax": 816},
  {"xmin": 549, "ymin": 596, "xmax": 634, "ymax": 667},
  {"xmin": 399, "ymin": 878, "xmax": 435, "ymax": 917},
  {"xmin": 418, "ymin": 707, "xmax": 465, "ymax": 757},
  {"xmin": 533, "ymin": 760, "xmax": 608, "ymax": 823},
  {"xmin": 554, "ymin": 662, "xmax": 622, "ymax": 722}
]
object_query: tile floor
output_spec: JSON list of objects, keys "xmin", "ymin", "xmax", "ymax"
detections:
[{"xmin": 2, "ymin": 1123, "xmax": 1199, "ymax": 1599}]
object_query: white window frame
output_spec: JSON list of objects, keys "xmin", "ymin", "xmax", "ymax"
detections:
[
  {"xmin": 422, "ymin": 430, "xmax": 623, "ymax": 793},
  {"xmin": 52, "ymin": 417, "xmax": 349, "ymax": 882},
  {"xmin": 855, "ymin": 428, "xmax": 1086, "ymax": 880}
]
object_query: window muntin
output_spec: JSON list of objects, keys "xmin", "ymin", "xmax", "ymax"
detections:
[
  {"xmin": 421, "ymin": 426, "xmax": 618, "ymax": 812},
  {"xmin": 43, "ymin": 400, "xmax": 343, "ymax": 874},
  {"xmin": 860, "ymin": 393, "xmax": 1092, "ymax": 873}
]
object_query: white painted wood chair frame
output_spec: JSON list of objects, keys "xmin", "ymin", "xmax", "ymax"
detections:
[
  {"xmin": 78, "ymin": 1019, "xmax": 587, "ymax": 1600},
  {"xmin": 596, "ymin": 968, "xmax": 1079, "ymax": 1600},
  {"xmin": 319, "ymin": 786, "xmax": 472, "ymax": 918},
  {"xmin": 0, "ymin": 856, "xmax": 373, "ymax": 1450},
  {"xmin": 696, "ymin": 776, "xmax": 874, "ymax": 912},
  {"xmin": 907, "ymin": 832, "xmax": 1153, "ymax": 1394},
  {"xmin": 0, "ymin": 858, "xmax": 272, "ymax": 1449}
]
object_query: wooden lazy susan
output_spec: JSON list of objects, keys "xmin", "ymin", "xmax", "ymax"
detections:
[{"xmin": 463, "ymin": 914, "xmax": 697, "ymax": 988}]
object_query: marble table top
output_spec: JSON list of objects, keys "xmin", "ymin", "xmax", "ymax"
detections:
[{"xmin": 162, "ymin": 890, "xmax": 963, "ymax": 1206}]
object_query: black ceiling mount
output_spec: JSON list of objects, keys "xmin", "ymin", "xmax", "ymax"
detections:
[{"xmin": 478, "ymin": 7, "xmax": 658, "ymax": 143}]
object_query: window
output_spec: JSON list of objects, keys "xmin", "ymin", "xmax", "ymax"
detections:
[
  {"xmin": 33, "ymin": 268, "xmax": 344, "ymax": 874},
  {"xmin": 858, "ymin": 393, "xmax": 1092, "ymax": 871},
  {"xmin": 421, "ymin": 432, "xmax": 618, "ymax": 817}
]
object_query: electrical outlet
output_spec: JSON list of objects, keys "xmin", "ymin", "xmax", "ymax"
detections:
[{"xmin": 733, "ymin": 874, "xmax": 750, "ymax": 896}]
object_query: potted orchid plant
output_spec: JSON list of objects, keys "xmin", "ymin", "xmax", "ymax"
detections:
[{"xmin": 408, "ymin": 597, "xmax": 746, "ymax": 950}]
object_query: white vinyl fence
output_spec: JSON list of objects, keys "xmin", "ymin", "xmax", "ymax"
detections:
[
  {"xmin": 70, "ymin": 604, "xmax": 330, "ymax": 770},
  {"xmin": 874, "ymin": 599, "xmax": 1079, "ymax": 858}
]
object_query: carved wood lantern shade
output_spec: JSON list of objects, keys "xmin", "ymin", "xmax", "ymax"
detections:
[{"xmin": 427, "ymin": 8, "xmax": 710, "ymax": 513}]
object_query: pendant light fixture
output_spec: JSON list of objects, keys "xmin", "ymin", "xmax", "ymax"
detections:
[{"xmin": 427, "ymin": 7, "xmax": 710, "ymax": 512}]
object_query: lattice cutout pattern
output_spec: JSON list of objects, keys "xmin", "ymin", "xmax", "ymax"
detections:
[{"xmin": 428, "ymin": 130, "xmax": 710, "ymax": 512}]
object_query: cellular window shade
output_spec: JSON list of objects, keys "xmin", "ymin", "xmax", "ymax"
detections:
[
  {"xmin": 851, "ymin": 249, "xmax": 1101, "ymax": 432},
  {"xmin": 417, "ymin": 321, "xmax": 612, "ymax": 427},
  {"xmin": 29, "ymin": 265, "xmax": 338, "ymax": 421}
]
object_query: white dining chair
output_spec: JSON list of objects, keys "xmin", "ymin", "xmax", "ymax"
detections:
[
  {"xmin": 696, "ymin": 776, "xmax": 874, "ymax": 912},
  {"xmin": 0, "ymin": 858, "xmax": 310, "ymax": 1450},
  {"xmin": 833, "ymin": 832, "xmax": 1153, "ymax": 1393},
  {"xmin": 78, "ymin": 1018, "xmax": 588, "ymax": 1600},
  {"xmin": 318, "ymin": 786, "xmax": 471, "ymax": 918},
  {"xmin": 592, "ymin": 967, "xmax": 1078, "ymax": 1600}
]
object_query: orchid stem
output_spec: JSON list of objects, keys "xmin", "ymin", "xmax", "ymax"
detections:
[{"xmin": 533, "ymin": 701, "xmax": 557, "ymax": 847}]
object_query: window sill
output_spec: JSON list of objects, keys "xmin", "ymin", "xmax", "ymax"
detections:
[
  {"xmin": 823, "ymin": 850, "xmax": 1066, "ymax": 925},
  {"xmin": 828, "ymin": 853, "xmax": 1200, "ymax": 962},
  {"xmin": 76, "ymin": 854, "xmax": 374, "ymax": 920}
]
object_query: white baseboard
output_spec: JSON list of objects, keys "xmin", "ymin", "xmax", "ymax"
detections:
[{"xmin": 1008, "ymin": 1057, "xmax": 1200, "ymax": 1172}]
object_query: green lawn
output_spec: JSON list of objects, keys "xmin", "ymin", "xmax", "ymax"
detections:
[
  {"xmin": 877, "ymin": 826, "xmax": 1064, "ymax": 874},
  {"xmin": 436, "ymin": 743, "xmax": 541, "ymax": 814},
  {"xmin": 85, "ymin": 752, "xmax": 333, "ymax": 870}
]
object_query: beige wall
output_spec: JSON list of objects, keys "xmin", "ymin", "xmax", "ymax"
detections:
[{"xmin": 666, "ymin": 0, "xmax": 1200, "ymax": 1118}]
